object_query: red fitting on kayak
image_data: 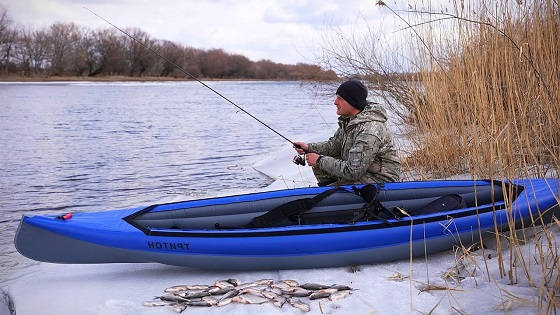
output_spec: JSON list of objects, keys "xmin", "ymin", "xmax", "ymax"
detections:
[{"xmin": 56, "ymin": 213, "xmax": 73, "ymax": 220}]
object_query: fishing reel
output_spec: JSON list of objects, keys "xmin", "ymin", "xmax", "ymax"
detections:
[{"xmin": 293, "ymin": 154, "xmax": 306, "ymax": 166}]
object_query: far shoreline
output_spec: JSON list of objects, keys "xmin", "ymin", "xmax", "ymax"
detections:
[{"xmin": 0, "ymin": 75, "xmax": 321, "ymax": 83}]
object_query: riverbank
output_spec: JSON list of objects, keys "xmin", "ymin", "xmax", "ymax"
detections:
[{"xmin": 0, "ymin": 75, "xmax": 283, "ymax": 82}]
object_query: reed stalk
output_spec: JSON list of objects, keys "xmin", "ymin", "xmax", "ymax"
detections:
[{"xmin": 378, "ymin": 0, "xmax": 560, "ymax": 312}]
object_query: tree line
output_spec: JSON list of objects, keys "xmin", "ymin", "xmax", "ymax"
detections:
[{"xmin": 0, "ymin": 9, "xmax": 336, "ymax": 80}]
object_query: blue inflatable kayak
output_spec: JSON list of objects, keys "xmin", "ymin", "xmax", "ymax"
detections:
[{"xmin": 15, "ymin": 179, "xmax": 560, "ymax": 270}]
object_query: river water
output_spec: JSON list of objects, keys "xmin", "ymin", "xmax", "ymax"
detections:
[{"xmin": 0, "ymin": 80, "xmax": 339, "ymax": 282}]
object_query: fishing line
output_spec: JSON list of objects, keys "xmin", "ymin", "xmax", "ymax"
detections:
[{"xmin": 84, "ymin": 7, "xmax": 297, "ymax": 146}]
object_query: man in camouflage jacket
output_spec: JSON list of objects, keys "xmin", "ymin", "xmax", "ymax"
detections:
[{"xmin": 294, "ymin": 79, "xmax": 401, "ymax": 186}]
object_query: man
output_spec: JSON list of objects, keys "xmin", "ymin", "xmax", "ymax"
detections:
[{"xmin": 294, "ymin": 79, "xmax": 401, "ymax": 186}]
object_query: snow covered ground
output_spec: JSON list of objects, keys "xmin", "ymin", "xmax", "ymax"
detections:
[{"xmin": 3, "ymin": 146, "xmax": 559, "ymax": 315}]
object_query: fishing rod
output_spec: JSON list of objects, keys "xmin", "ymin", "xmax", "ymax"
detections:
[{"xmin": 84, "ymin": 7, "xmax": 298, "ymax": 147}]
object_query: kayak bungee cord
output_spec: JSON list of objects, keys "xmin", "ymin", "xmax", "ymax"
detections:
[{"xmin": 84, "ymin": 7, "xmax": 300, "ymax": 149}]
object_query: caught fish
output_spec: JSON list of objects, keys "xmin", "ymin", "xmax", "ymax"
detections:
[
  {"xmin": 178, "ymin": 290, "xmax": 210, "ymax": 299},
  {"xmin": 209, "ymin": 286, "xmax": 234, "ymax": 295},
  {"xmin": 239, "ymin": 285, "xmax": 269, "ymax": 293},
  {"xmin": 202, "ymin": 296, "xmax": 218, "ymax": 306},
  {"xmin": 164, "ymin": 285, "xmax": 188, "ymax": 293},
  {"xmin": 255, "ymin": 285, "xmax": 272, "ymax": 292},
  {"xmin": 282, "ymin": 280, "xmax": 299, "ymax": 287},
  {"xmin": 309, "ymin": 289, "xmax": 337, "ymax": 300},
  {"xmin": 187, "ymin": 284, "xmax": 210, "ymax": 290},
  {"xmin": 290, "ymin": 288, "xmax": 312, "ymax": 297},
  {"xmin": 309, "ymin": 291, "xmax": 331, "ymax": 300},
  {"xmin": 269, "ymin": 287, "xmax": 283, "ymax": 295},
  {"xmin": 300, "ymin": 283, "xmax": 332, "ymax": 290},
  {"xmin": 261, "ymin": 290, "xmax": 281, "ymax": 300},
  {"xmin": 170, "ymin": 303, "xmax": 188, "ymax": 313},
  {"xmin": 166, "ymin": 284, "xmax": 209, "ymax": 291},
  {"xmin": 330, "ymin": 284, "xmax": 352, "ymax": 291},
  {"xmin": 329, "ymin": 290, "xmax": 351, "ymax": 301},
  {"xmin": 236, "ymin": 283, "xmax": 270, "ymax": 291},
  {"xmin": 240, "ymin": 288, "xmax": 266, "ymax": 297},
  {"xmin": 288, "ymin": 298, "xmax": 310, "ymax": 312},
  {"xmin": 188, "ymin": 301, "xmax": 213, "ymax": 307},
  {"xmin": 218, "ymin": 289, "xmax": 239, "ymax": 301},
  {"xmin": 146, "ymin": 279, "xmax": 356, "ymax": 313},
  {"xmin": 143, "ymin": 300, "xmax": 169, "ymax": 307},
  {"xmin": 213, "ymin": 280, "xmax": 235, "ymax": 289},
  {"xmin": 271, "ymin": 282, "xmax": 294, "ymax": 292},
  {"xmin": 217, "ymin": 297, "xmax": 233, "ymax": 307},
  {"xmin": 226, "ymin": 278, "xmax": 240, "ymax": 286},
  {"xmin": 253, "ymin": 279, "xmax": 274, "ymax": 286},
  {"xmin": 235, "ymin": 283, "xmax": 253, "ymax": 290},
  {"xmin": 232, "ymin": 294, "xmax": 269, "ymax": 304},
  {"xmin": 156, "ymin": 295, "xmax": 190, "ymax": 303},
  {"xmin": 272, "ymin": 295, "xmax": 287, "ymax": 308},
  {"xmin": 319, "ymin": 288, "xmax": 338, "ymax": 294}
]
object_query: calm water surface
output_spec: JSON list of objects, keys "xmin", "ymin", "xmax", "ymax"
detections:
[{"xmin": 0, "ymin": 81, "xmax": 336, "ymax": 281}]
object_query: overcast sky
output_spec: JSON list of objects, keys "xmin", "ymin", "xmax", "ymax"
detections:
[{"xmin": 0, "ymin": 0, "xmax": 405, "ymax": 65}]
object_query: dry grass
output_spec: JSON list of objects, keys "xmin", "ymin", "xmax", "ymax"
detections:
[
  {"xmin": 401, "ymin": 1, "xmax": 559, "ymax": 180},
  {"xmin": 319, "ymin": 0, "xmax": 558, "ymax": 310},
  {"xmin": 494, "ymin": 288, "xmax": 537, "ymax": 312},
  {"xmin": 376, "ymin": 0, "xmax": 560, "ymax": 312}
]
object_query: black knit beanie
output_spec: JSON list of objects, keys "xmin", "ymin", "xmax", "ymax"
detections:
[{"xmin": 336, "ymin": 79, "xmax": 368, "ymax": 111}]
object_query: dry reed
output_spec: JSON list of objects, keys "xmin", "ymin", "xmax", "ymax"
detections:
[
  {"xmin": 402, "ymin": 1, "xmax": 559, "ymax": 179},
  {"xmin": 318, "ymin": 1, "xmax": 559, "ymax": 311},
  {"xmin": 393, "ymin": 0, "xmax": 560, "ymax": 312}
]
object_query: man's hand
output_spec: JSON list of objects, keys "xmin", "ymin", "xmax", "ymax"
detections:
[
  {"xmin": 293, "ymin": 142, "xmax": 308, "ymax": 155},
  {"xmin": 306, "ymin": 153, "xmax": 321, "ymax": 167}
]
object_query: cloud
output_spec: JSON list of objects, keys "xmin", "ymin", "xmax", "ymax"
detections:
[{"xmin": 263, "ymin": 0, "xmax": 342, "ymax": 26}]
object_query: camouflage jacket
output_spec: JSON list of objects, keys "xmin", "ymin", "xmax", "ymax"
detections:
[{"xmin": 308, "ymin": 103, "xmax": 401, "ymax": 185}]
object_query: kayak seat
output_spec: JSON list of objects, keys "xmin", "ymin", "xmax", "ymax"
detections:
[{"xmin": 414, "ymin": 194, "xmax": 466, "ymax": 215}]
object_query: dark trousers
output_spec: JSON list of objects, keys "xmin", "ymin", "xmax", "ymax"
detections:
[{"xmin": 312, "ymin": 166, "xmax": 338, "ymax": 187}]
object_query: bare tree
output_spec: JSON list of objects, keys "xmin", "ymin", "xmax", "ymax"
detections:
[
  {"xmin": 16, "ymin": 28, "xmax": 50, "ymax": 75},
  {"xmin": 227, "ymin": 54, "xmax": 252, "ymax": 78},
  {"xmin": 123, "ymin": 28, "xmax": 156, "ymax": 76},
  {"xmin": 78, "ymin": 28, "xmax": 101, "ymax": 76},
  {"xmin": 91, "ymin": 29, "xmax": 127, "ymax": 76},
  {"xmin": 180, "ymin": 46, "xmax": 202, "ymax": 77},
  {"xmin": 63, "ymin": 25, "xmax": 95, "ymax": 76},
  {"xmin": 251, "ymin": 59, "xmax": 288, "ymax": 79},
  {"xmin": 155, "ymin": 40, "xmax": 181, "ymax": 77},
  {"xmin": 198, "ymin": 48, "xmax": 230, "ymax": 78},
  {"xmin": 0, "ymin": 11, "xmax": 336, "ymax": 80},
  {"xmin": 0, "ymin": 8, "xmax": 18, "ymax": 74},
  {"xmin": 47, "ymin": 22, "xmax": 84, "ymax": 75},
  {"xmin": 316, "ymin": 22, "xmax": 415, "ymax": 123}
]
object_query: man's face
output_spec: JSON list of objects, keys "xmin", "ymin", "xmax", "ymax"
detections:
[{"xmin": 334, "ymin": 95, "xmax": 358, "ymax": 117}]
